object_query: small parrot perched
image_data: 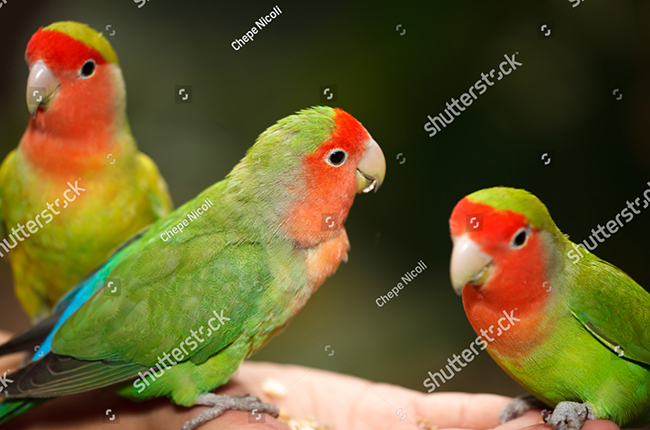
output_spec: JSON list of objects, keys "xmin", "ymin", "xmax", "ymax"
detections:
[
  {"xmin": 0, "ymin": 21, "xmax": 173, "ymax": 321},
  {"xmin": 449, "ymin": 187, "xmax": 650, "ymax": 430},
  {"xmin": 0, "ymin": 106, "xmax": 386, "ymax": 429}
]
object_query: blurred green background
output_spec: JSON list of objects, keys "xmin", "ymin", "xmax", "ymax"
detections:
[{"xmin": 0, "ymin": 0, "xmax": 649, "ymax": 400}]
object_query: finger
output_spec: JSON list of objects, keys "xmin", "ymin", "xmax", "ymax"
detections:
[
  {"xmin": 0, "ymin": 330, "xmax": 24, "ymax": 377},
  {"xmin": 188, "ymin": 410, "xmax": 288, "ymax": 430},
  {"xmin": 182, "ymin": 383, "xmax": 291, "ymax": 430},
  {"xmin": 233, "ymin": 361, "xmax": 512, "ymax": 429},
  {"xmin": 583, "ymin": 420, "xmax": 621, "ymax": 430},
  {"xmin": 441, "ymin": 410, "xmax": 544, "ymax": 430},
  {"xmin": 489, "ymin": 410, "xmax": 620, "ymax": 430},
  {"xmin": 7, "ymin": 386, "xmax": 289, "ymax": 430},
  {"xmin": 4, "ymin": 357, "xmax": 288, "ymax": 430},
  {"xmin": 0, "ymin": 330, "xmax": 12, "ymax": 343}
]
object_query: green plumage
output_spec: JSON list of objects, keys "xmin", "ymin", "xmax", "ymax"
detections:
[
  {"xmin": 516, "ymin": 253, "xmax": 650, "ymax": 426},
  {"xmin": 55, "ymin": 179, "xmax": 309, "ymax": 405},
  {"xmin": 4, "ymin": 21, "xmax": 173, "ymax": 320},
  {"xmin": 0, "ymin": 400, "xmax": 43, "ymax": 425},
  {"xmin": 0, "ymin": 106, "xmax": 375, "ymax": 424},
  {"xmin": 469, "ymin": 188, "xmax": 650, "ymax": 427},
  {"xmin": 0, "ymin": 144, "xmax": 173, "ymax": 319}
]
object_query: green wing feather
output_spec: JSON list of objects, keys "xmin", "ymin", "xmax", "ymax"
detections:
[
  {"xmin": 0, "ymin": 399, "xmax": 46, "ymax": 424},
  {"xmin": 3, "ymin": 183, "xmax": 305, "ymax": 404},
  {"xmin": 570, "ymin": 256, "xmax": 650, "ymax": 366},
  {"xmin": 0, "ymin": 107, "xmax": 347, "ymax": 409}
]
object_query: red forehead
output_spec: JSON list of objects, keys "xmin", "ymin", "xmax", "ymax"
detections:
[
  {"xmin": 327, "ymin": 108, "xmax": 370, "ymax": 151},
  {"xmin": 450, "ymin": 198, "xmax": 528, "ymax": 244},
  {"xmin": 26, "ymin": 28, "xmax": 106, "ymax": 72}
]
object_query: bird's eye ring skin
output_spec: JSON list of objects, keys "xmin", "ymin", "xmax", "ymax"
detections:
[
  {"xmin": 325, "ymin": 148, "xmax": 348, "ymax": 167},
  {"xmin": 79, "ymin": 60, "xmax": 96, "ymax": 79},
  {"xmin": 511, "ymin": 226, "xmax": 531, "ymax": 249}
]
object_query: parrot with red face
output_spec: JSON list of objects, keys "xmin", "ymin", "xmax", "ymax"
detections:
[
  {"xmin": 0, "ymin": 106, "xmax": 386, "ymax": 429},
  {"xmin": 449, "ymin": 187, "xmax": 650, "ymax": 430},
  {"xmin": 0, "ymin": 21, "xmax": 173, "ymax": 321}
]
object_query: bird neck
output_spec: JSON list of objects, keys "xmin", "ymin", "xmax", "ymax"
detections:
[{"xmin": 20, "ymin": 112, "xmax": 130, "ymax": 177}]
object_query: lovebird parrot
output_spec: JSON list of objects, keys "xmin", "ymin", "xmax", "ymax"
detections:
[
  {"xmin": 449, "ymin": 187, "xmax": 650, "ymax": 430},
  {"xmin": 0, "ymin": 21, "xmax": 173, "ymax": 321},
  {"xmin": 0, "ymin": 106, "xmax": 386, "ymax": 429}
]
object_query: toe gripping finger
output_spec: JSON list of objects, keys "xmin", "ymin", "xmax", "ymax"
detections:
[
  {"xmin": 500, "ymin": 393, "xmax": 549, "ymax": 423},
  {"xmin": 543, "ymin": 402, "xmax": 595, "ymax": 430}
]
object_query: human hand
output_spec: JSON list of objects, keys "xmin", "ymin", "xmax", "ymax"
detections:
[{"xmin": 0, "ymin": 330, "xmax": 620, "ymax": 430}]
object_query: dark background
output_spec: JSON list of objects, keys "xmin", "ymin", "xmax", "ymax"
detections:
[{"xmin": 0, "ymin": 0, "xmax": 649, "ymax": 398}]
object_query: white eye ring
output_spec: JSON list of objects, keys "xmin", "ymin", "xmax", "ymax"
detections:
[
  {"xmin": 510, "ymin": 226, "xmax": 531, "ymax": 249},
  {"xmin": 79, "ymin": 59, "xmax": 96, "ymax": 78},
  {"xmin": 326, "ymin": 148, "xmax": 348, "ymax": 167}
]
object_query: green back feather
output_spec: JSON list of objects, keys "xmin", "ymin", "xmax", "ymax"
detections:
[
  {"xmin": 469, "ymin": 187, "xmax": 650, "ymax": 426},
  {"xmin": 2, "ymin": 107, "xmax": 342, "ymax": 409}
]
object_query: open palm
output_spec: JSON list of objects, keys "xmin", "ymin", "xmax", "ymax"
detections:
[{"xmin": 0, "ymin": 331, "xmax": 620, "ymax": 430}]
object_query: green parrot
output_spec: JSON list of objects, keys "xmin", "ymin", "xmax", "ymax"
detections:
[
  {"xmin": 448, "ymin": 187, "xmax": 650, "ymax": 430},
  {"xmin": 0, "ymin": 106, "xmax": 386, "ymax": 429},
  {"xmin": 0, "ymin": 21, "xmax": 173, "ymax": 321}
]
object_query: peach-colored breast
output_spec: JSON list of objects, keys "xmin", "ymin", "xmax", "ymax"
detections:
[{"xmin": 304, "ymin": 229, "xmax": 350, "ymax": 293}]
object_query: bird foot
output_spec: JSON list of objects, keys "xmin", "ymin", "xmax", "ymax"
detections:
[
  {"xmin": 181, "ymin": 393, "xmax": 279, "ymax": 430},
  {"xmin": 500, "ymin": 393, "xmax": 548, "ymax": 423},
  {"xmin": 542, "ymin": 402, "xmax": 595, "ymax": 430}
]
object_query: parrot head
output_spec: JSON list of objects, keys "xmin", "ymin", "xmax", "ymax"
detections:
[
  {"xmin": 234, "ymin": 106, "xmax": 386, "ymax": 248},
  {"xmin": 24, "ymin": 21, "xmax": 124, "ymax": 140},
  {"xmin": 449, "ymin": 187, "xmax": 565, "ymax": 314}
]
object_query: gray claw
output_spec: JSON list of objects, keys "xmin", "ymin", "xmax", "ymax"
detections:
[
  {"xmin": 500, "ymin": 393, "xmax": 548, "ymax": 423},
  {"xmin": 182, "ymin": 393, "xmax": 279, "ymax": 430},
  {"xmin": 543, "ymin": 401, "xmax": 595, "ymax": 430}
]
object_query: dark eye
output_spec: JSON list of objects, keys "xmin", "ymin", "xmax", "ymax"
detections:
[
  {"xmin": 326, "ymin": 149, "xmax": 347, "ymax": 167},
  {"xmin": 79, "ymin": 60, "xmax": 96, "ymax": 78},
  {"xmin": 511, "ymin": 227, "xmax": 530, "ymax": 249}
]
